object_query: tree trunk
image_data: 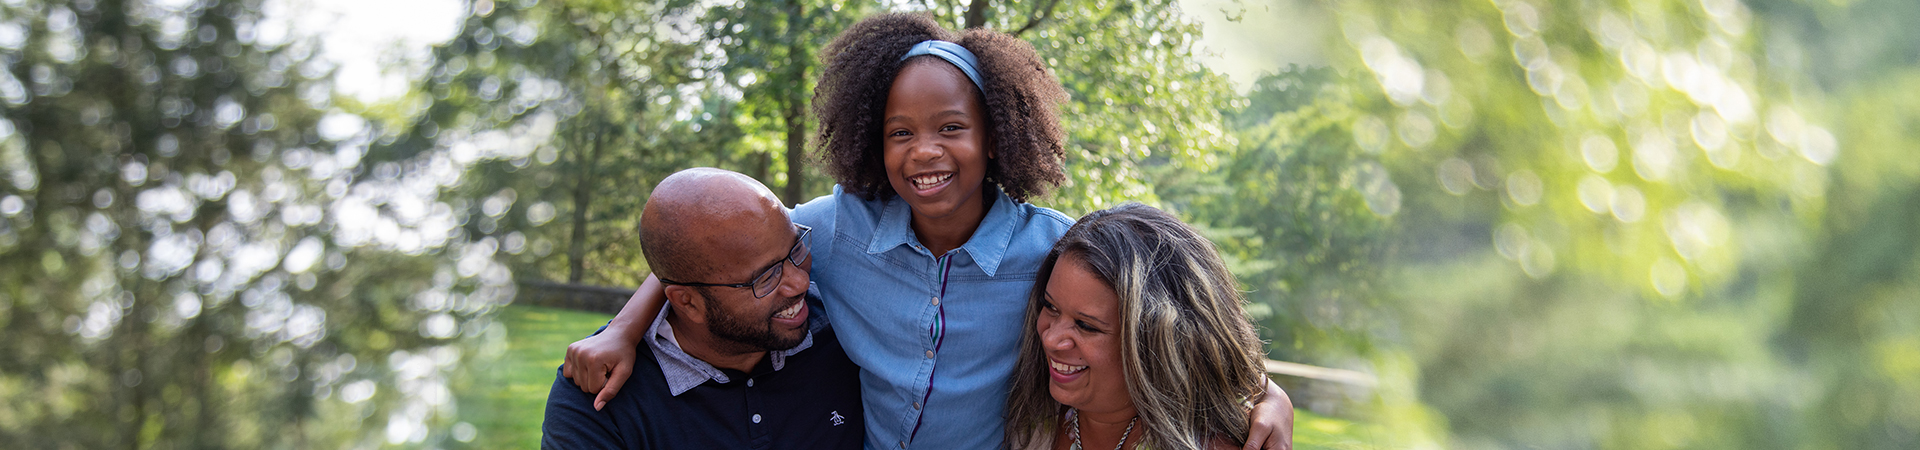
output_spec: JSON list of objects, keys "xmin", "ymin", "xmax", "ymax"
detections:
[
  {"xmin": 567, "ymin": 126, "xmax": 607, "ymax": 284},
  {"xmin": 752, "ymin": 151, "xmax": 771, "ymax": 183},
  {"xmin": 783, "ymin": 98, "xmax": 807, "ymax": 205},
  {"xmin": 965, "ymin": 0, "xmax": 991, "ymax": 29},
  {"xmin": 781, "ymin": 1, "xmax": 810, "ymax": 205}
]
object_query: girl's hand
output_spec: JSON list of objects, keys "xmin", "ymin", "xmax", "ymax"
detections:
[
  {"xmin": 1243, "ymin": 378, "xmax": 1295, "ymax": 450},
  {"xmin": 562, "ymin": 331, "xmax": 638, "ymax": 411},
  {"xmin": 560, "ymin": 275, "xmax": 667, "ymax": 411}
]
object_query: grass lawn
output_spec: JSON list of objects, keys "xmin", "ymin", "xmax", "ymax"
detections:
[
  {"xmin": 451, "ymin": 304, "xmax": 1386, "ymax": 449},
  {"xmin": 452, "ymin": 304, "xmax": 613, "ymax": 449},
  {"xmin": 1293, "ymin": 408, "xmax": 1392, "ymax": 450}
]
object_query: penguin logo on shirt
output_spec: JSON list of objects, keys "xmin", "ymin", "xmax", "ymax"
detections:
[{"xmin": 829, "ymin": 411, "xmax": 846, "ymax": 426}]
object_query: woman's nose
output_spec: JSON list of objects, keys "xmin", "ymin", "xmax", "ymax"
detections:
[{"xmin": 1042, "ymin": 319, "xmax": 1072, "ymax": 350}]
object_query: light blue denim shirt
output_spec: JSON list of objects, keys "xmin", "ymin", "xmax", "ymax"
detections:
[{"xmin": 792, "ymin": 184, "xmax": 1073, "ymax": 450}]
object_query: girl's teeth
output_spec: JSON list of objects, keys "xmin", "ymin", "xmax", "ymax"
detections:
[{"xmin": 912, "ymin": 173, "xmax": 952, "ymax": 187}]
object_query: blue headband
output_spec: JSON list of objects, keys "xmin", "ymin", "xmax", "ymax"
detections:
[{"xmin": 900, "ymin": 40, "xmax": 985, "ymax": 92}]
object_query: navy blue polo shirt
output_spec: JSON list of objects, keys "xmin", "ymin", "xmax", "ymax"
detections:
[{"xmin": 542, "ymin": 299, "xmax": 864, "ymax": 450}]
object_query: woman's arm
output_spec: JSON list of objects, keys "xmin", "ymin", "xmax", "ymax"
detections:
[
  {"xmin": 1242, "ymin": 378, "xmax": 1295, "ymax": 450},
  {"xmin": 560, "ymin": 274, "xmax": 666, "ymax": 411}
]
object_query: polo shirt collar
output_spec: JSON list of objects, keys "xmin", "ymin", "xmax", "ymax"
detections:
[
  {"xmin": 646, "ymin": 303, "xmax": 818, "ymax": 396},
  {"xmin": 865, "ymin": 185, "xmax": 1018, "ymax": 277}
]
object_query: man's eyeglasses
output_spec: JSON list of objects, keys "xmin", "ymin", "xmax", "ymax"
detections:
[{"xmin": 659, "ymin": 224, "xmax": 811, "ymax": 298}]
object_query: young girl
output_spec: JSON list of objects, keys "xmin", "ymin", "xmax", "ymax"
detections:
[{"xmin": 562, "ymin": 13, "xmax": 1293, "ymax": 449}]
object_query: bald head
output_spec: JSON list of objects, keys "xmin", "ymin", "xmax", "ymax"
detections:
[{"xmin": 640, "ymin": 168, "xmax": 788, "ymax": 282}]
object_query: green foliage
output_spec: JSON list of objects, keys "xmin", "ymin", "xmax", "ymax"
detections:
[
  {"xmin": 1308, "ymin": 0, "xmax": 1920, "ymax": 447},
  {"xmin": 386, "ymin": 0, "xmax": 707, "ymax": 287},
  {"xmin": 702, "ymin": 0, "xmax": 871, "ymax": 204},
  {"xmin": 391, "ymin": 0, "xmax": 877, "ymax": 288},
  {"xmin": 1776, "ymin": 71, "xmax": 1920, "ymax": 450},
  {"xmin": 0, "ymin": 0, "xmax": 509, "ymax": 447},
  {"xmin": 1017, "ymin": 0, "xmax": 1241, "ymax": 216},
  {"xmin": 1178, "ymin": 67, "xmax": 1394, "ymax": 363}
]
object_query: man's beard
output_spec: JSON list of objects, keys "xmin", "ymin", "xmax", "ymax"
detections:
[{"xmin": 706, "ymin": 296, "xmax": 806, "ymax": 353}]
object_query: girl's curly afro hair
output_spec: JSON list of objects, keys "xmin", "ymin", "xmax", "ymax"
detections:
[{"xmin": 812, "ymin": 13, "xmax": 1068, "ymax": 203}]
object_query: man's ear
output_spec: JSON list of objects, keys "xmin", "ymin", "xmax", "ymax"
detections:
[{"xmin": 664, "ymin": 285, "xmax": 707, "ymax": 325}]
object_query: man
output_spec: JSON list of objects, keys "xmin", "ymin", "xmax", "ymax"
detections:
[{"xmin": 542, "ymin": 168, "xmax": 863, "ymax": 449}]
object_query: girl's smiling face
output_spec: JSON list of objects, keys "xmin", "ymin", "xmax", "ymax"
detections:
[{"xmin": 882, "ymin": 59, "xmax": 993, "ymax": 228}]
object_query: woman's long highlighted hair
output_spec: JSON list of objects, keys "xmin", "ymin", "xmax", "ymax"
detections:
[{"xmin": 1004, "ymin": 203, "xmax": 1267, "ymax": 450}]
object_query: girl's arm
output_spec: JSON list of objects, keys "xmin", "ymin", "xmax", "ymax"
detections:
[
  {"xmin": 1242, "ymin": 378, "xmax": 1296, "ymax": 450},
  {"xmin": 560, "ymin": 274, "xmax": 666, "ymax": 411}
]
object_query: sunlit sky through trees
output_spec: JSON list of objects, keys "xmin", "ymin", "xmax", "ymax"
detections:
[{"xmin": 306, "ymin": 0, "xmax": 1314, "ymax": 100}]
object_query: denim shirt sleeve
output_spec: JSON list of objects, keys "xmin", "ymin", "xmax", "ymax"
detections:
[
  {"xmin": 792, "ymin": 189, "xmax": 841, "ymax": 271},
  {"xmin": 803, "ymin": 184, "xmax": 1073, "ymax": 450}
]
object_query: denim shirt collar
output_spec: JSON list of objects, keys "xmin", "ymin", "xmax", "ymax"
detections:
[{"xmin": 865, "ymin": 185, "xmax": 1018, "ymax": 277}]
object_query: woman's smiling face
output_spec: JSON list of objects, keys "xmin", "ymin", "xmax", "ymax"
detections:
[
  {"xmin": 882, "ymin": 58, "xmax": 992, "ymax": 225},
  {"xmin": 1038, "ymin": 253, "xmax": 1134, "ymax": 417}
]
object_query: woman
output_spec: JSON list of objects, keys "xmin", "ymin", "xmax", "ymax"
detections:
[{"xmin": 1007, "ymin": 203, "xmax": 1282, "ymax": 450}]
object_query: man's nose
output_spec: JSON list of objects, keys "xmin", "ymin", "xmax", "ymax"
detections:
[{"xmin": 778, "ymin": 257, "xmax": 810, "ymax": 297}]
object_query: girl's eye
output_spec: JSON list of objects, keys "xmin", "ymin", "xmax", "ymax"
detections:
[
  {"xmin": 1041, "ymin": 299, "xmax": 1059, "ymax": 314},
  {"xmin": 889, "ymin": 129, "xmax": 910, "ymax": 137},
  {"xmin": 941, "ymin": 124, "xmax": 962, "ymax": 132},
  {"xmin": 1076, "ymin": 321, "xmax": 1100, "ymax": 333}
]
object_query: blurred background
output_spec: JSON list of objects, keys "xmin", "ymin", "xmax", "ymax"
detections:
[{"xmin": 2, "ymin": 0, "xmax": 1917, "ymax": 448}]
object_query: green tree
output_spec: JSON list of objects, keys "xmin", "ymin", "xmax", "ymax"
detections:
[
  {"xmin": 1755, "ymin": 1, "xmax": 1920, "ymax": 447},
  {"xmin": 986, "ymin": 0, "xmax": 1241, "ymax": 216},
  {"xmin": 0, "ymin": 0, "xmax": 508, "ymax": 447},
  {"xmin": 1183, "ymin": 67, "xmax": 1395, "ymax": 364},
  {"xmin": 701, "ymin": 0, "xmax": 870, "ymax": 206},
  {"xmin": 382, "ymin": 0, "xmax": 727, "ymax": 288},
  {"xmin": 1303, "ymin": 0, "xmax": 1920, "ymax": 447}
]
